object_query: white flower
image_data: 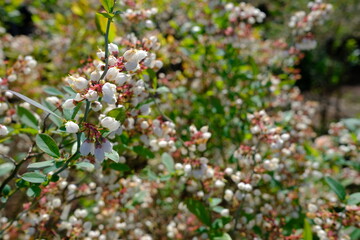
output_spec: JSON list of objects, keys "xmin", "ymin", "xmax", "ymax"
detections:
[
  {"xmin": 123, "ymin": 49, "xmax": 147, "ymax": 62},
  {"xmin": 108, "ymin": 43, "xmax": 119, "ymax": 55},
  {"xmin": 220, "ymin": 209, "xmax": 229, "ymax": 217},
  {"xmin": 0, "ymin": 125, "xmax": 9, "ymax": 136},
  {"xmin": 108, "ymin": 56, "xmax": 117, "ymax": 66},
  {"xmin": 67, "ymin": 76, "xmax": 89, "ymax": 92},
  {"xmin": 63, "ymin": 99, "xmax": 76, "ymax": 109},
  {"xmin": 145, "ymin": 20, "xmax": 154, "ymax": 29},
  {"xmin": 90, "ymin": 71, "xmax": 101, "ymax": 81},
  {"xmin": 84, "ymin": 90, "xmax": 98, "ymax": 101},
  {"xmin": 0, "ymin": 103, "xmax": 8, "ymax": 114},
  {"xmin": 214, "ymin": 180, "xmax": 225, "ymax": 188},
  {"xmin": 46, "ymin": 96, "xmax": 60, "ymax": 105},
  {"xmin": 94, "ymin": 138, "xmax": 113, "ymax": 163},
  {"xmin": 123, "ymin": 49, "xmax": 147, "ymax": 71},
  {"xmin": 97, "ymin": 50, "xmax": 105, "ymax": 59},
  {"xmin": 52, "ymin": 198, "xmax": 62, "ymax": 208},
  {"xmin": 124, "ymin": 61, "xmax": 139, "ymax": 72},
  {"xmin": 115, "ymin": 73, "xmax": 130, "ymax": 86},
  {"xmin": 102, "ymin": 82, "xmax": 117, "ymax": 104},
  {"xmin": 91, "ymin": 101, "xmax": 102, "ymax": 112},
  {"xmin": 5, "ymin": 91, "xmax": 13, "ymax": 98},
  {"xmin": 101, "ymin": 116, "xmax": 120, "ymax": 132},
  {"xmin": 27, "ymin": 59, "xmax": 37, "ymax": 68},
  {"xmin": 8, "ymin": 74, "xmax": 17, "ymax": 82},
  {"xmin": 80, "ymin": 140, "xmax": 95, "ymax": 156},
  {"xmin": 105, "ymin": 67, "xmax": 119, "ymax": 81},
  {"xmin": 65, "ymin": 121, "xmax": 79, "ymax": 133}
]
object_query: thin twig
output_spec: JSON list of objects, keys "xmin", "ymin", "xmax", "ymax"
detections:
[{"xmin": 0, "ymin": 145, "xmax": 37, "ymax": 197}]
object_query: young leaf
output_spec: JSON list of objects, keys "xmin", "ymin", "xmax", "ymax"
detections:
[
  {"xmin": 27, "ymin": 160, "xmax": 55, "ymax": 170},
  {"xmin": 185, "ymin": 198, "xmax": 212, "ymax": 226},
  {"xmin": 161, "ymin": 152, "xmax": 174, "ymax": 172},
  {"xmin": 303, "ymin": 219, "xmax": 313, "ymax": 240},
  {"xmin": 105, "ymin": 150, "xmax": 120, "ymax": 162},
  {"xmin": 214, "ymin": 233, "xmax": 232, "ymax": 240},
  {"xmin": 98, "ymin": 12, "xmax": 115, "ymax": 18},
  {"xmin": 107, "ymin": 108, "xmax": 126, "ymax": 122},
  {"xmin": 26, "ymin": 186, "xmax": 41, "ymax": 197},
  {"xmin": 100, "ymin": 0, "xmax": 115, "ymax": 13},
  {"xmin": 209, "ymin": 198, "xmax": 222, "ymax": 208},
  {"xmin": 0, "ymin": 163, "xmax": 15, "ymax": 177},
  {"xmin": 36, "ymin": 134, "xmax": 60, "ymax": 158},
  {"xmin": 325, "ymin": 176, "xmax": 346, "ymax": 201},
  {"xmin": 17, "ymin": 106, "xmax": 38, "ymax": 129},
  {"xmin": 133, "ymin": 145, "xmax": 155, "ymax": 159},
  {"xmin": 95, "ymin": 13, "xmax": 116, "ymax": 42},
  {"xmin": 109, "ymin": 162, "xmax": 130, "ymax": 172},
  {"xmin": 21, "ymin": 172, "xmax": 47, "ymax": 183},
  {"xmin": 9, "ymin": 90, "xmax": 62, "ymax": 119},
  {"xmin": 43, "ymin": 87, "xmax": 63, "ymax": 96},
  {"xmin": 76, "ymin": 162, "xmax": 95, "ymax": 172},
  {"xmin": 347, "ymin": 192, "xmax": 360, "ymax": 205}
]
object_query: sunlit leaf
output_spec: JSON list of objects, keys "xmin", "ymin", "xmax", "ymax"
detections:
[
  {"xmin": 9, "ymin": 90, "xmax": 62, "ymax": 119},
  {"xmin": 36, "ymin": 134, "xmax": 60, "ymax": 158},
  {"xmin": 21, "ymin": 172, "xmax": 47, "ymax": 183},
  {"xmin": 325, "ymin": 176, "xmax": 346, "ymax": 201}
]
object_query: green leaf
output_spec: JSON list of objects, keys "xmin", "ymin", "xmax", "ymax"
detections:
[
  {"xmin": 105, "ymin": 150, "xmax": 120, "ymax": 162},
  {"xmin": 209, "ymin": 198, "xmax": 222, "ymax": 208},
  {"xmin": 350, "ymin": 228, "xmax": 360, "ymax": 240},
  {"xmin": 109, "ymin": 162, "xmax": 130, "ymax": 172},
  {"xmin": 212, "ymin": 206, "xmax": 225, "ymax": 213},
  {"xmin": 9, "ymin": 90, "xmax": 62, "ymax": 119},
  {"xmin": 98, "ymin": 12, "xmax": 114, "ymax": 18},
  {"xmin": 185, "ymin": 198, "xmax": 212, "ymax": 226},
  {"xmin": 147, "ymin": 69, "xmax": 157, "ymax": 89},
  {"xmin": 348, "ymin": 193, "xmax": 360, "ymax": 205},
  {"xmin": 21, "ymin": 172, "xmax": 47, "ymax": 183},
  {"xmin": 44, "ymin": 87, "xmax": 63, "ymax": 96},
  {"xmin": 133, "ymin": 145, "xmax": 155, "ymax": 159},
  {"xmin": 0, "ymin": 163, "xmax": 15, "ymax": 177},
  {"xmin": 156, "ymin": 86, "xmax": 170, "ymax": 94},
  {"xmin": 95, "ymin": 13, "xmax": 116, "ymax": 42},
  {"xmin": 143, "ymin": 168, "xmax": 158, "ymax": 180},
  {"xmin": 76, "ymin": 162, "xmax": 95, "ymax": 171},
  {"xmin": 107, "ymin": 108, "xmax": 126, "ymax": 122},
  {"xmin": 325, "ymin": 176, "xmax": 346, "ymax": 201},
  {"xmin": 36, "ymin": 134, "xmax": 60, "ymax": 158},
  {"xmin": 303, "ymin": 219, "xmax": 313, "ymax": 240},
  {"xmin": 27, "ymin": 160, "xmax": 55, "ymax": 170},
  {"xmin": 249, "ymin": 56, "xmax": 259, "ymax": 76},
  {"xmin": 132, "ymin": 191, "xmax": 146, "ymax": 205},
  {"xmin": 18, "ymin": 128, "xmax": 38, "ymax": 135},
  {"xmin": 71, "ymin": 101, "xmax": 83, "ymax": 120},
  {"xmin": 161, "ymin": 152, "xmax": 174, "ymax": 172},
  {"xmin": 2, "ymin": 185, "xmax": 11, "ymax": 196},
  {"xmin": 214, "ymin": 233, "xmax": 232, "ymax": 240},
  {"xmin": 17, "ymin": 106, "xmax": 38, "ymax": 129},
  {"xmin": 26, "ymin": 186, "xmax": 41, "ymax": 197},
  {"xmin": 100, "ymin": 0, "xmax": 115, "ymax": 13}
]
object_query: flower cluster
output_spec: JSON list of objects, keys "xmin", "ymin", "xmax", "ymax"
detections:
[
  {"xmin": 0, "ymin": 0, "xmax": 358, "ymax": 240},
  {"xmin": 289, "ymin": 0, "xmax": 333, "ymax": 50}
]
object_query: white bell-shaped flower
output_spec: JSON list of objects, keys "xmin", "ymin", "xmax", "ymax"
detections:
[
  {"xmin": 102, "ymin": 82, "xmax": 117, "ymax": 104},
  {"xmin": 67, "ymin": 76, "xmax": 89, "ymax": 92},
  {"xmin": 65, "ymin": 121, "xmax": 79, "ymax": 133},
  {"xmin": 101, "ymin": 116, "xmax": 120, "ymax": 132},
  {"xmin": 0, "ymin": 125, "xmax": 9, "ymax": 136},
  {"xmin": 62, "ymin": 99, "xmax": 76, "ymax": 109}
]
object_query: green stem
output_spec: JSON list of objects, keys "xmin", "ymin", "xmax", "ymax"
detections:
[
  {"xmin": 99, "ymin": 18, "xmax": 112, "ymax": 81},
  {"xmin": 82, "ymin": 100, "xmax": 91, "ymax": 123}
]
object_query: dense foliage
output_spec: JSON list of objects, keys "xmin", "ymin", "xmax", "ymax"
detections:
[{"xmin": 0, "ymin": 0, "xmax": 359, "ymax": 239}]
